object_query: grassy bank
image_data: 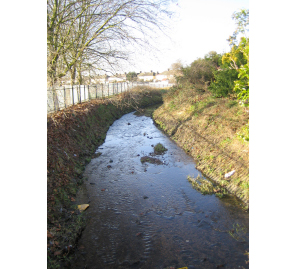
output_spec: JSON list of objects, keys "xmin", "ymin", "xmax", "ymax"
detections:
[
  {"xmin": 152, "ymin": 85, "xmax": 249, "ymax": 205},
  {"xmin": 47, "ymin": 87, "xmax": 165, "ymax": 268}
]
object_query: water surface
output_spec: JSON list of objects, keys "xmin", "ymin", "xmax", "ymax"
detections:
[{"xmin": 72, "ymin": 112, "xmax": 249, "ymax": 269}]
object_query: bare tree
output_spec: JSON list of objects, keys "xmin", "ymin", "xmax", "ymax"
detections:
[{"xmin": 47, "ymin": 0, "xmax": 175, "ymax": 87}]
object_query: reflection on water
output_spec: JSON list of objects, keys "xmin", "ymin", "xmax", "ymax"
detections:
[{"xmin": 72, "ymin": 112, "xmax": 249, "ymax": 269}]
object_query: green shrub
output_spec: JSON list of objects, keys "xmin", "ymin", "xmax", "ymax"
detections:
[
  {"xmin": 208, "ymin": 68, "xmax": 238, "ymax": 97},
  {"xmin": 181, "ymin": 58, "xmax": 216, "ymax": 85}
]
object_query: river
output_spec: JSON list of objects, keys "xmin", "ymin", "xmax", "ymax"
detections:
[{"xmin": 72, "ymin": 112, "xmax": 249, "ymax": 269}]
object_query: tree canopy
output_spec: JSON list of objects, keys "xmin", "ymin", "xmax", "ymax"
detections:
[
  {"xmin": 126, "ymin": 72, "xmax": 138, "ymax": 82},
  {"xmin": 47, "ymin": 0, "xmax": 175, "ymax": 86}
]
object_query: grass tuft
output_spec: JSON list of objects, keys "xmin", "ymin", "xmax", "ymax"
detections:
[{"xmin": 154, "ymin": 143, "xmax": 168, "ymax": 155}]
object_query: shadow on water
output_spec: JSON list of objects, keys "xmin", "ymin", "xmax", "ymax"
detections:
[{"xmin": 72, "ymin": 112, "xmax": 249, "ymax": 269}]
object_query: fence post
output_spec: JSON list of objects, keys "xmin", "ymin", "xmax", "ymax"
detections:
[
  {"xmin": 84, "ymin": 85, "xmax": 86, "ymax": 102},
  {"xmin": 88, "ymin": 85, "xmax": 90, "ymax": 101},
  {"xmin": 72, "ymin": 85, "xmax": 74, "ymax": 105},
  {"xmin": 64, "ymin": 86, "xmax": 66, "ymax": 108},
  {"xmin": 53, "ymin": 89, "xmax": 56, "ymax": 112},
  {"xmin": 79, "ymin": 85, "xmax": 82, "ymax": 103}
]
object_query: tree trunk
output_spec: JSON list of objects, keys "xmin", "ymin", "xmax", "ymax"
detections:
[{"xmin": 70, "ymin": 65, "xmax": 77, "ymax": 85}]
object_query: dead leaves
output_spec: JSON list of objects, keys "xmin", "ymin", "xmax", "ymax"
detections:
[
  {"xmin": 47, "ymin": 230, "xmax": 53, "ymax": 238},
  {"xmin": 77, "ymin": 204, "xmax": 89, "ymax": 212},
  {"xmin": 54, "ymin": 250, "xmax": 62, "ymax": 256}
]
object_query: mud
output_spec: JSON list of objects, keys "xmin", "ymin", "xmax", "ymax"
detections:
[{"xmin": 72, "ymin": 112, "xmax": 249, "ymax": 269}]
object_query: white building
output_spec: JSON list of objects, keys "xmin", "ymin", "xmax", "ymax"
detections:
[
  {"xmin": 137, "ymin": 72, "xmax": 155, "ymax": 81},
  {"xmin": 155, "ymin": 70, "xmax": 174, "ymax": 82},
  {"xmin": 96, "ymin": 75, "xmax": 109, "ymax": 83},
  {"xmin": 108, "ymin": 74, "xmax": 126, "ymax": 83}
]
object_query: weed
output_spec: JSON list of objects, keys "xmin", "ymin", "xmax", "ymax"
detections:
[
  {"xmin": 240, "ymin": 181, "xmax": 249, "ymax": 190},
  {"xmin": 220, "ymin": 137, "xmax": 232, "ymax": 146},
  {"xmin": 204, "ymin": 155, "xmax": 214, "ymax": 161},
  {"xmin": 227, "ymin": 100, "xmax": 238, "ymax": 108},
  {"xmin": 140, "ymin": 156, "xmax": 163, "ymax": 165},
  {"xmin": 154, "ymin": 143, "xmax": 168, "ymax": 155},
  {"xmin": 228, "ymin": 223, "xmax": 248, "ymax": 242},
  {"xmin": 236, "ymin": 123, "xmax": 249, "ymax": 142},
  {"xmin": 92, "ymin": 152, "xmax": 102, "ymax": 158},
  {"xmin": 190, "ymin": 104, "xmax": 197, "ymax": 111},
  {"xmin": 168, "ymin": 101, "xmax": 176, "ymax": 111},
  {"xmin": 85, "ymin": 157, "xmax": 92, "ymax": 164},
  {"xmin": 187, "ymin": 175, "xmax": 228, "ymax": 198},
  {"xmin": 207, "ymin": 167, "xmax": 215, "ymax": 173}
]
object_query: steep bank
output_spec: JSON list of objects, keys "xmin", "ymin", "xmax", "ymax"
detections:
[
  {"xmin": 47, "ymin": 87, "xmax": 164, "ymax": 268},
  {"xmin": 152, "ymin": 86, "xmax": 249, "ymax": 205}
]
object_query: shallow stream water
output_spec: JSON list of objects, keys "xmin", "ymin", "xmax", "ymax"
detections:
[{"xmin": 72, "ymin": 112, "xmax": 249, "ymax": 269}]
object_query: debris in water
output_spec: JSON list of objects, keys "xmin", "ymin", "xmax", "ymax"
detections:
[
  {"xmin": 140, "ymin": 156, "xmax": 163, "ymax": 165},
  {"xmin": 225, "ymin": 170, "xmax": 235, "ymax": 178},
  {"xmin": 77, "ymin": 204, "xmax": 89, "ymax": 212}
]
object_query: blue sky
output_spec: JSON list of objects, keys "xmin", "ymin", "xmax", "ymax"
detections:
[{"xmin": 126, "ymin": 0, "xmax": 249, "ymax": 73}]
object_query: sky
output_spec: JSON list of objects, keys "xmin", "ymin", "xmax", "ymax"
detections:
[{"xmin": 126, "ymin": 0, "xmax": 249, "ymax": 73}]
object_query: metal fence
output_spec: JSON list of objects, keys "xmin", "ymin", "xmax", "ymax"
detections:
[{"xmin": 47, "ymin": 81, "xmax": 174, "ymax": 113}]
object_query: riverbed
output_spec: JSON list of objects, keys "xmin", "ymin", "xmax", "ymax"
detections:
[{"xmin": 72, "ymin": 112, "xmax": 249, "ymax": 269}]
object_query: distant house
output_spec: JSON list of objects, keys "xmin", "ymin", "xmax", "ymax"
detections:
[
  {"xmin": 137, "ymin": 71, "xmax": 155, "ymax": 82},
  {"xmin": 108, "ymin": 73, "xmax": 126, "ymax": 83},
  {"xmin": 156, "ymin": 69, "xmax": 174, "ymax": 82},
  {"xmin": 97, "ymin": 75, "xmax": 109, "ymax": 83}
]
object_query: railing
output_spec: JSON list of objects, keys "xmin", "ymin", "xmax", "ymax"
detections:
[{"xmin": 47, "ymin": 81, "xmax": 174, "ymax": 113}]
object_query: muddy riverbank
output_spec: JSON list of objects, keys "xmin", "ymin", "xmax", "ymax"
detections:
[{"xmin": 71, "ymin": 112, "xmax": 249, "ymax": 269}]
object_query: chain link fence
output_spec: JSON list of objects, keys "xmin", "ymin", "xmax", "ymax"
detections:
[{"xmin": 47, "ymin": 82, "xmax": 174, "ymax": 113}]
